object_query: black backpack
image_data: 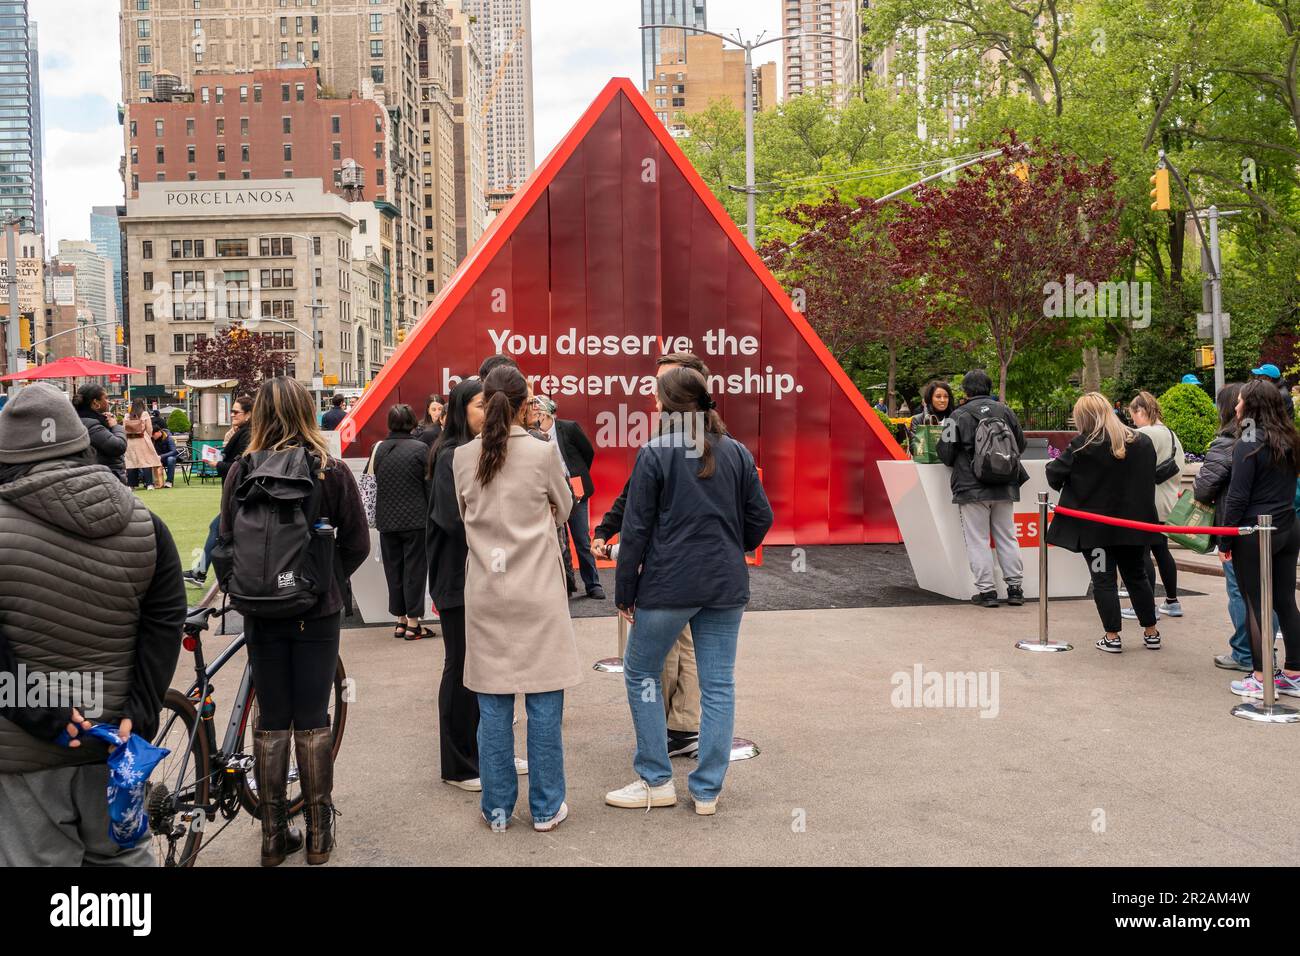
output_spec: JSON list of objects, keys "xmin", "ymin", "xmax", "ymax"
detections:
[
  {"xmin": 972, "ymin": 412, "xmax": 1021, "ymax": 484},
  {"xmin": 211, "ymin": 447, "xmax": 336, "ymax": 619}
]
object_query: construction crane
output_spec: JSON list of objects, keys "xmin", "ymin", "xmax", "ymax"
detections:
[{"xmin": 481, "ymin": 23, "xmax": 525, "ymax": 118}]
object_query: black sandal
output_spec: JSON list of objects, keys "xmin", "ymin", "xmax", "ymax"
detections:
[
  {"xmin": 405, "ymin": 625, "xmax": 437, "ymax": 641},
  {"xmin": 393, "ymin": 622, "xmax": 409, "ymax": 639}
]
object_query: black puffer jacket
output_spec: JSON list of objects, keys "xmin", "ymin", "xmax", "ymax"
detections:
[
  {"xmin": 427, "ymin": 440, "xmax": 468, "ymax": 610},
  {"xmin": 1194, "ymin": 426, "xmax": 1237, "ymax": 538},
  {"xmin": 77, "ymin": 409, "xmax": 126, "ymax": 483},
  {"xmin": 373, "ymin": 432, "xmax": 429, "ymax": 533},
  {"xmin": 935, "ymin": 396, "xmax": 1029, "ymax": 504}
]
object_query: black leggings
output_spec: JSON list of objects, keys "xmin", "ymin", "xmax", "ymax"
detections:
[
  {"xmin": 1145, "ymin": 538, "xmax": 1178, "ymax": 601},
  {"xmin": 245, "ymin": 612, "xmax": 341, "ymax": 731},
  {"xmin": 1231, "ymin": 517, "xmax": 1300, "ymax": 673}
]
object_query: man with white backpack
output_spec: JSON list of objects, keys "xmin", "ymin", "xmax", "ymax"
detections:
[{"xmin": 937, "ymin": 369, "xmax": 1030, "ymax": 608}]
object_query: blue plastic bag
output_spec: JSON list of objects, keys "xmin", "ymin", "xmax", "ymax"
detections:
[{"xmin": 72, "ymin": 724, "xmax": 171, "ymax": 849}]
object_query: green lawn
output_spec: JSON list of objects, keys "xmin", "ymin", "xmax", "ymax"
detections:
[{"xmin": 132, "ymin": 480, "xmax": 223, "ymax": 597}]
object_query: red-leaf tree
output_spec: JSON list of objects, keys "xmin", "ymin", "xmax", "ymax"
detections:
[
  {"xmin": 891, "ymin": 135, "xmax": 1131, "ymax": 400},
  {"xmin": 762, "ymin": 193, "xmax": 929, "ymax": 414},
  {"xmin": 185, "ymin": 325, "xmax": 290, "ymax": 397}
]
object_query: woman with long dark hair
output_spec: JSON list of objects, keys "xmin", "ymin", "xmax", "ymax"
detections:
[
  {"xmin": 416, "ymin": 393, "xmax": 444, "ymax": 448},
  {"xmin": 451, "ymin": 365, "xmax": 579, "ymax": 831},
  {"xmin": 910, "ymin": 379, "xmax": 954, "ymax": 429},
  {"xmin": 1222, "ymin": 380, "xmax": 1300, "ymax": 698},
  {"xmin": 427, "ymin": 378, "xmax": 486, "ymax": 789},
  {"xmin": 219, "ymin": 377, "xmax": 369, "ymax": 865},
  {"xmin": 72, "ymin": 384, "xmax": 126, "ymax": 483},
  {"xmin": 605, "ymin": 366, "xmax": 773, "ymax": 816}
]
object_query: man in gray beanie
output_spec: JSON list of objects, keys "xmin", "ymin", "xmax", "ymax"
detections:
[{"xmin": 0, "ymin": 383, "xmax": 186, "ymax": 866}]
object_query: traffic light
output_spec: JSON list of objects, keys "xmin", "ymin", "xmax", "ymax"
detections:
[
  {"xmin": 115, "ymin": 325, "xmax": 124, "ymax": 346},
  {"xmin": 396, "ymin": 326, "xmax": 407, "ymax": 344},
  {"xmin": 1195, "ymin": 345, "xmax": 1215, "ymax": 368},
  {"xmin": 1150, "ymin": 168, "xmax": 1171, "ymax": 211},
  {"xmin": 18, "ymin": 316, "xmax": 29, "ymax": 350}
]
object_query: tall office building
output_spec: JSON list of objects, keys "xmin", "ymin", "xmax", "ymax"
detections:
[
  {"xmin": 119, "ymin": 0, "xmax": 427, "ymax": 331},
  {"xmin": 462, "ymin": 0, "xmax": 533, "ymax": 193},
  {"xmin": 645, "ymin": 35, "xmax": 777, "ymax": 137},
  {"xmin": 56, "ymin": 240, "xmax": 117, "ymax": 364},
  {"xmin": 418, "ymin": 1, "xmax": 460, "ymax": 293},
  {"xmin": 0, "ymin": 3, "xmax": 43, "ymax": 232},
  {"xmin": 447, "ymin": 1, "xmax": 487, "ymax": 260},
  {"xmin": 782, "ymin": 0, "xmax": 866, "ymax": 105},
  {"xmin": 641, "ymin": 0, "xmax": 707, "ymax": 91},
  {"xmin": 90, "ymin": 206, "xmax": 124, "ymax": 327}
]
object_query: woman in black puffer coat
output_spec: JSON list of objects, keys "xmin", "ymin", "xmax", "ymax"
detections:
[{"xmin": 374, "ymin": 403, "xmax": 432, "ymax": 641}]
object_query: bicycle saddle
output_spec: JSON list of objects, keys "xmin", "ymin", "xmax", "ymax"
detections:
[{"xmin": 184, "ymin": 606, "xmax": 218, "ymax": 630}]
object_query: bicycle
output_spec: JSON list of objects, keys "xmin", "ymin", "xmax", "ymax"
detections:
[{"xmin": 145, "ymin": 599, "xmax": 349, "ymax": 867}]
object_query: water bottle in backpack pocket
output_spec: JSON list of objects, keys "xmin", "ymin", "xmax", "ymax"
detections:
[{"xmin": 211, "ymin": 447, "xmax": 337, "ymax": 619}]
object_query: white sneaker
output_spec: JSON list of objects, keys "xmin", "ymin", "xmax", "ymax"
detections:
[
  {"xmin": 444, "ymin": 777, "xmax": 482, "ymax": 792},
  {"xmin": 1120, "ymin": 607, "xmax": 1137, "ymax": 619},
  {"xmin": 605, "ymin": 778, "xmax": 677, "ymax": 810},
  {"xmin": 693, "ymin": 796, "xmax": 718, "ymax": 816},
  {"xmin": 533, "ymin": 801, "xmax": 568, "ymax": 832},
  {"xmin": 1159, "ymin": 601, "xmax": 1183, "ymax": 617},
  {"xmin": 163, "ymin": 482, "xmax": 173, "ymax": 488},
  {"xmin": 514, "ymin": 756, "xmax": 528, "ymax": 775},
  {"xmin": 1118, "ymin": 588, "xmax": 1129, "ymax": 599}
]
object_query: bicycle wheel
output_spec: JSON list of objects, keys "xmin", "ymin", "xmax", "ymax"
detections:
[
  {"xmin": 237, "ymin": 656, "xmax": 349, "ymax": 818},
  {"xmin": 146, "ymin": 689, "xmax": 212, "ymax": 867}
]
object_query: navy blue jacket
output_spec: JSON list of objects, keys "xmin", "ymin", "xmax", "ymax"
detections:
[{"xmin": 615, "ymin": 432, "xmax": 773, "ymax": 610}]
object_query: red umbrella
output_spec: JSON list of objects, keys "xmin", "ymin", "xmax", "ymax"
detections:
[{"xmin": 0, "ymin": 356, "xmax": 145, "ymax": 382}]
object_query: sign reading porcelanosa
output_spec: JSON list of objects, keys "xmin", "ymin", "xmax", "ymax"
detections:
[
  {"xmin": 340, "ymin": 80, "xmax": 906, "ymax": 545},
  {"xmin": 125, "ymin": 179, "xmax": 351, "ymax": 219}
]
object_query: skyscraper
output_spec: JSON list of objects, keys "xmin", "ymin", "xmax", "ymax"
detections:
[
  {"xmin": 641, "ymin": 0, "xmax": 707, "ymax": 91},
  {"xmin": 463, "ymin": 0, "xmax": 534, "ymax": 193},
  {"xmin": 782, "ymin": 0, "xmax": 866, "ymax": 105},
  {"xmin": 0, "ymin": 3, "xmax": 43, "ymax": 232},
  {"xmin": 89, "ymin": 206, "xmax": 124, "ymax": 327}
]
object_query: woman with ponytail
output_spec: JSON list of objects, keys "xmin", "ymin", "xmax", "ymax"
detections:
[
  {"xmin": 451, "ymin": 365, "xmax": 580, "ymax": 832},
  {"xmin": 605, "ymin": 366, "xmax": 773, "ymax": 817}
]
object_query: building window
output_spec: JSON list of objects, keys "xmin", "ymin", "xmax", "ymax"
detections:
[
  {"xmin": 295, "ymin": 84, "xmax": 305, "ymax": 102},
  {"xmin": 130, "ymin": 120, "xmax": 137, "ymax": 138},
  {"xmin": 241, "ymin": 117, "xmax": 249, "ymax": 136},
  {"xmin": 216, "ymin": 117, "xmax": 225, "ymax": 135},
  {"xmin": 332, "ymin": 142, "xmax": 341, "ymax": 160},
  {"xmin": 144, "ymin": 303, "xmax": 155, "ymax": 322},
  {"xmin": 370, "ymin": 12, "xmax": 382, "ymax": 31},
  {"xmin": 142, "ymin": 272, "xmax": 154, "ymax": 291},
  {"xmin": 187, "ymin": 145, "xmax": 195, "ymax": 163},
  {"xmin": 331, "ymin": 115, "xmax": 340, "ymax": 134},
  {"xmin": 281, "ymin": 83, "xmax": 290, "ymax": 102},
  {"xmin": 130, "ymin": 147, "xmax": 139, "ymax": 165},
  {"xmin": 186, "ymin": 118, "xmax": 195, "ymax": 136},
  {"xmin": 311, "ymin": 41, "xmax": 319, "ymax": 60},
  {"xmin": 142, "ymin": 240, "xmax": 153, "ymax": 259},
  {"xmin": 138, "ymin": 45, "xmax": 152, "ymax": 64},
  {"xmin": 136, "ymin": 0, "xmax": 149, "ymax": 8},
  {"xmin": 139, "ymin": 71, "xmax": 153, "ymax": 91},
  {"xmin": 155, "ymin": 119, "xmax": 164, "ymax": 137},
  {"xmin": 371, "ymin": 66, "xmax": 384, "ymax": 84},
  {"xmin": 156, "ymin": 147, "xmax": 165, "ymax": 163},
  {"xmin": 239, "ymin": 85, "xmax": 248, "ymax": 102},
  {"xmin": 217, "ymin": 145, "xmax": 226, "ymax": 162},
  {"xmin": 216, "ymin": 238, "xmax": 249, "ymax": 257},
  {"xmin": 242, "ymin": 170, "xmax": 251, "ymax": 179},
  {"xmin": 370, "ymin": 39, "xmax": 383, "ymax": 58},
  {"xmin": 200, "ymin": 86, "xmax": 209, "ymax": 103},
  {"xmin": 242, "ymin": 144, "xmax": 250, "ymax": 161},
  {"xmin": 145, "ymin": 334, "xmax": 155, "ymax": 353},
  {"xmin": 137, "ymin": 19, "xmax": 151, "ymax": 38},
  {"xmin": 283, "ymin": 144, "xmax": 292, "ymax": 161},
  {"xmin": 374, "ymin": 141, "xmax": 384, "ymax": 158},
  {"xmin": 282, "ymin": 117, "xmax": 292, "ymax": 134},
  {"xmin": 146, "ymin": 366, "xmax": 156, "ymax": 386},
  {"xmin": 253, "ymin": 84, "xmax": 262, "ymax": 102}
]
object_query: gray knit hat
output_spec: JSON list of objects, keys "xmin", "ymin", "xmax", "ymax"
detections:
[{"xmin": 0, "ymin": 382, "xmax": 91, "ymax": 464}]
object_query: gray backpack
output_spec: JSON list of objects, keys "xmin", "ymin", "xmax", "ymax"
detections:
[
  {"xmin": 973, "ymin": 414, "xmax": 1020, "ymax": 484},
  {"xmin": 211, "ymin": 447, "xmax": 335, "ymax": 619}
]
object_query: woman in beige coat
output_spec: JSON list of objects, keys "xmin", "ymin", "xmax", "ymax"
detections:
[
  {"xmin": 123, "ymin": 398, "xmax": 163, "ymax": 489},
  {"xmin": 453, "ymin": 363, "xmax": 581, "ymax": 833}
]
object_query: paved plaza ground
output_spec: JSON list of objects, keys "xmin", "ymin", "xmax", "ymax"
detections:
[{"xmin": 186, "ymin": 561, "xmax": 1298, "ymax": 867}]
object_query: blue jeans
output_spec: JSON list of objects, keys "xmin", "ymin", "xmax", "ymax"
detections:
[
  {"xmin": 194, "ymin": 514, "xmax": 220, "ymax": 576},
  {"xmin": 159, "ymin": 453, "xmax": 177, "ymax": 484},
  {"xmin": 566, "ymin": 498, "xmax": 599, "ymax": 592},
  {"xmin": 1225, "ymin": 557, "xmax": 1279, "ymax": 665},
  {"xmin": 623, "ymin": 605, "xmax": 743, "ymax": 802},
  {"xmin": 476, "ymin": 691, "xmax": 565, "ymax": 826}
]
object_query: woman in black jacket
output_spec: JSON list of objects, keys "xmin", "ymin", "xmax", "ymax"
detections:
[
  {"xmin": 606, "ymin": 367, "xmax": 773, "ymax": 816},
  {"xmin": 416, "ymin": 393, "xmax": 444, "ymax": 448},
  {"xmin": 72, "ymin": 384, "xmax": 127, "ymax": 483},
  {"xmin": 219, "ymin": 377, "xmax": 369, "ymax": 867},
  {"xmin": 910, "ymin": 379, "xmax": 954, "ymax": 430},
  {"xmin": 1046, "ymin": 392, "xmax": 1162, "ymax": 653},
  {"xmin": 427, "ymin": 379, "xmax": 485, "ymax": 789},
  {"xmin": 374, "ymin": 404, "xmax": 433, "ymax": 640},
  {"xmin": 1220, "ymin": 380, "xmax": 1300, "ymax": 699}
]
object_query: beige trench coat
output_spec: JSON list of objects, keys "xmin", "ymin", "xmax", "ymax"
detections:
[{"xmin": 453, "ymin": 426, "xmax": 582, "ymax": 694}]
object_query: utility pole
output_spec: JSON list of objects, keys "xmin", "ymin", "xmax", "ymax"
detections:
[
  {"xmin": 1207, "ymin": 205, "xmax": 1225, "ymax": 395},
  {"xmin": 4, "ymin": 217, "xmax": 20, "ymax": 383},
  {"xmin": 640, "ymin": 24, "xmax": 857, "ymax": 248}
]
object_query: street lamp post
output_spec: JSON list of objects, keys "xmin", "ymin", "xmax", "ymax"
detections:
[
  {"xmin": 3, "ymin": 215, "xmax": 27, "ymax": 382},
  {"xmin": 639, "ymin": 24, "xmax": 858, "ymax": 248}
]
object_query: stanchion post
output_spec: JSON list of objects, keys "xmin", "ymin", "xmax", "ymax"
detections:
[
  {"xmin": 1232, "ymin": 515, "xmax": 1299, "ymax": 722},
  {"xmin": 594, "ymin": 613, "xmax": 626, "ymax": 673},
  {"xmin": 1016, "ymin": 492, "xmax": 1072, "ymax": 653}
]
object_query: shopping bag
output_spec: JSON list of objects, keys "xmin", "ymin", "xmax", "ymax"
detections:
[
  {"xmin": 1165, "ymin": 488, "xmax": 1215, "ymax": 554},
  {"xmin": 910, "ymin": 424, "xmax": 943, "ymax": 464}
]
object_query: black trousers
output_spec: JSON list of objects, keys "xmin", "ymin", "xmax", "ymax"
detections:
[
  {"xmin": 1144, "ymin": 538, "xmax": 1178, "ymax": 601},
  {"xmin": 1230, "ymin": 516, "xmax": 1300, "ymax": 672},
  {"xmin": 1086, "ymin": 545, "xmax": 1158, "ymax": 634},
  {"xmin": 436, "ymin": 605, "xmax": 479, "ymax": 782},
  {"xmin": 380, "ymin": 528, "xmax": 427, "ymax": 619},
  {"xmin": 246, "ymin": 612, "xmax": 340, "ymax": 731}
]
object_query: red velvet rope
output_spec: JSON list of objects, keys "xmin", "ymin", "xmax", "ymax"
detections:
[{"xmin": 1052, "ymin": 505, "xmax": 1253, "ymax": 537}]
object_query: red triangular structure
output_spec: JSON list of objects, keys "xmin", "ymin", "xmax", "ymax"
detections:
[{"xmin": 342, "ymin": 78, "xmax": 904, "ymax": 544}]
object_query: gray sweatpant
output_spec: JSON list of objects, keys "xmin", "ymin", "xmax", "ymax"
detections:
[
  {"xmin": 0, "ymin": 763, "xmax": 154, "ymax": 867},
  {"xmin": 958, "ymin": 500, "xmax": 1024, "ymax": 594}
]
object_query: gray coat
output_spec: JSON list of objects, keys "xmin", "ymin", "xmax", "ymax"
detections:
[{"xmin": 453, "ymin": 427, "xmax": 581, "ymax": 695}]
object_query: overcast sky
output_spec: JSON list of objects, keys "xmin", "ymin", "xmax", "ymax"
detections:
[{"xmin": 32, "ymin": 0, "xmax": 781, "ymax": 249}]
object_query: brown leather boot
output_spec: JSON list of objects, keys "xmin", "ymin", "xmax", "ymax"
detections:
[
  {"xmin": 295, "ymin": 726, "xmax": 336, "ymax": 865},
  {"xmin": 253, "ymin": 728, "xmax": 304, "ymax": 867}
]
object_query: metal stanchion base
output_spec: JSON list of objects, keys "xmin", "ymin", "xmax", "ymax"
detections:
[
  {"xmin": 729, "ymin": 737, "xmax": 759, "ymax": 761},
  {"xmin": 1231, "ymin": 701, "xmax": 1300, "ymax": 723},
  {"xmin": 1015, "ymin": 639, "xmax": 1073, "ymax": 652},
  {"xmin": 593, "ymin": 657, "xmax": 623, "ymax": 673}
]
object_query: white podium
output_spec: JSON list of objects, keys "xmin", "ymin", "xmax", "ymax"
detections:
[{"xmin": 877, "ymin": 459, "xmax": 1092, "ymax": 601}]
